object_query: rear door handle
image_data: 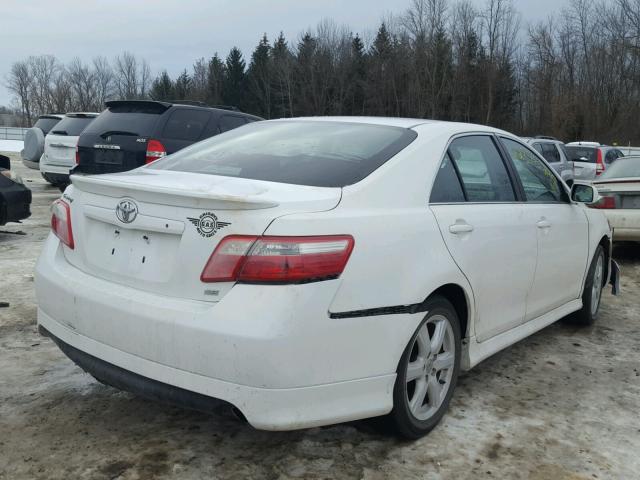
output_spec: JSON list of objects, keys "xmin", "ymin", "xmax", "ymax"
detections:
[
  {"xmin": 537, "ymin": 220, "xmax": 551, "ymax": 229},
  {"xmin": 449, "ymin": 223, "xmax": 474, "ymax": 234}
]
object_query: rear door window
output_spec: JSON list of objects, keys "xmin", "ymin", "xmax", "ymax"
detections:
[
  {"xmin": 448, "ymin": 135, "xmax": 515, "ymax": 202},
  {"xmin": 430, "ymin": 153, "xmax": 466, "ymax": 203},
  {"xmin": 162, "ymin": 109, "xmax": 211, "ymax": 141},
  {"xmin": 50, "ymin": 116, "xmax": 95, "ymax": 136},
  {"xmin": 34, "ymin": 117, "xmax": 61, "ymax": 134},
  {"xmin": 148, "ymin": 121, "xmax": 417, "ymax": 187},
  {"xmin": 220, "ymin": 115, "xmax": 247, "ymax": 133},
  {"xmin": 540, "ymin": 143, "xmax": 561, "ymax": 163},
  {"xmin": 501, "ymin": 137, "xmax": 567, "ymax": 203}
]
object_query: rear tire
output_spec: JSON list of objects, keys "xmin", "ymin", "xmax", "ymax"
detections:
[
  {"xmin": 387, "ymin": 295, "xmax": 461, "ymax": 439},
  {"xmin": 569, "ymin": 246, "xmax": 605, "ymax": 326}
]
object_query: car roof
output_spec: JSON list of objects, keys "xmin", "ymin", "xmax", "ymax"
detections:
[
  {"xmin": 104, "ymin": 100, "xmax": 261, "ymax": 119},
  {"xmin": 566, "ymin": 141, "xmax": 601, "ymax": 147},
  {"xmin": 268, "ymin": 117, "xmax": 513, "ymax": 136},
  {"xmin": 524, "ymin": 137, "xmax": 561, "ymax": 145}
]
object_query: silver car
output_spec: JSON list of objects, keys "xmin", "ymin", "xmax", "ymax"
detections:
[
  {"xmin": 524, "ymin": 137, "xmax": 574, "ymax": 185},
  {"xmin": 565, "ymin": 142, "xmax": 625, "ymax": 180}
]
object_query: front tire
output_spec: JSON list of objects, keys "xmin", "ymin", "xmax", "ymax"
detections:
[
  {"xmin": 570, "ymin": 245, "xmax": 605, "ymax": 326},
  {"xmin": 388, "ymin": 295, "xmax": 461, "ymax": 439}
]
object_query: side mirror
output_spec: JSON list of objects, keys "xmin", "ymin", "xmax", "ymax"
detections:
[
  {"xmin": 571, "ymin": 183, "xmax": 599, "ymax": 205},
  {"xmin": 0, "ymin": 154, "xmax": 9, "ymax": 170}
]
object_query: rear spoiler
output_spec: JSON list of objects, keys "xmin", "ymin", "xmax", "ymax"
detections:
[
  {"xmin": 70, "ymin": 173, "xmax": 279, "ymax": 210},
  {"xmin": 104, "ymin": 100, "xmax": 171, "ymax": 114},
  {"xmin": 65, "ymin": 112, "xmax": 100, "ymax": 118}
]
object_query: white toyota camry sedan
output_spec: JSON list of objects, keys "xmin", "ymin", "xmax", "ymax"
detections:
[{"xmin": 35, "ymin": 117, "xmax": 619, "ymax": 438}]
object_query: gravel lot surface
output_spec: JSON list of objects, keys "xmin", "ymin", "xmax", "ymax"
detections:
[{"xmin": 1, "ymin": 152, "xmax": 639, "ymax": 479}]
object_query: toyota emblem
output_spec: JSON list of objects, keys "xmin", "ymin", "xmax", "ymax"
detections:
[{"xmin": 116, "ymin": 199, "xmax": 138, "ymax": 224}]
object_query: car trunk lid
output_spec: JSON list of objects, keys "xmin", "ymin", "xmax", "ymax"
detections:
[
  {"xmin": 63, "ymin": 169, "xmax": 342, "ymax": 302},
  {"xmin": 44, "ymin": 134, "xmax": 78, "ymax": 167}
]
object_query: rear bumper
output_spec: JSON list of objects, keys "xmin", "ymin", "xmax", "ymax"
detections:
[
  {"xmin": 34, "ymin": 235, "xmax": 418, "ymax": 429},
  {"xmin": 41, "ymin": 171, "xmax": 70, "ymax": 186},
  {"xmin": 604, "ymin": 210, "xmax": 640, "ymax": 241},
  {"xmin": 40, "ymin": 161, "xmax": 72, "ymax": 176},
  {"xmin": 39, "ymin": 316, "xmax": 394, "ymax": 430}
]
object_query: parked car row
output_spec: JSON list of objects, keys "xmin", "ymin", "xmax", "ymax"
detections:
[
  {"xmin": 34, "ymin": 117, "xmax": 620, "ymax": 439},
  {"xmin": 21, "ymin": 101, "xmax": 262, "ymax": 189}
]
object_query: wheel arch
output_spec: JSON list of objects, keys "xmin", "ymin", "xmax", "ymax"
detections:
[
  {"xmin": 598, "ymin": 234, "xmax": 611, "ymax": 286},
  {"xmin": 423, "ymin": 283, "xmax": 471, "ymax": 341}
]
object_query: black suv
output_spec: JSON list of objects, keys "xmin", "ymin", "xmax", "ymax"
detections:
[{"xmin": 75, "ymin": 101, "xmax": 262, "ymax": 174}]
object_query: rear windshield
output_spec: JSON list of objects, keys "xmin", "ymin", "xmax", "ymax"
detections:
[
  {"xmin": 34, "ymin": 117, "xmax": 61, "ymax": 134},
  {"xmin": 50, "ymin": 116, "xmax": 96, "ymax": 136},
  {"xmin": 565, "ymin": 146, "xmax": 596, "ymax": 163},
  {"xmin": 148, "ymin": 121, "xmax": 417, "ymax": 187},
  {"xmin": 84, "ymin": 106, "xmax": 164, "ymax": 137},
  {"xmin": 599, "ymin": 157, "xmax": 640, "ymax": 179}
]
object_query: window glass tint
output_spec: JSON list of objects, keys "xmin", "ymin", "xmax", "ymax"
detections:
[
  {"xmin": 84, "ymin": 109, "xmax": 162, "ymax": 137},
  {"xmin": 34, "ymin": 117, "xmax": 61, "ymax": 134},
  {"xmin": 540, "ymin": 143, "xmax": 561, "ymax": 163},
  {"xmin": 599, "ymin": 157, "xmax": 640, "ymax": 179},
  {"xmin": 430, "ymin": 153, "xmax": 465, "ymax": 203},
  {"xmin": 532, "ymin": 143, "xmax": 543, "ymax": 154},
  {"xmin": 219, "ymin": 115, "xmax": 247, "ymax": 133},
  {"xmin": 604, "ymin": 149, "xmax": 621, "ymax": 164},
  {"xmin": 565, "ymin": 146, "xmax": 596, "ymax": 163},
  {"xmin": 149, "ymin": 121, "xmax": 417, "ymax": 187},
  {"xmin": 50, "ymin": 116, "xmax": 95, "ymax": 136},
  {"xmin": 501, "ymin": 137, "xmax": 566, "ymax": 202},
  {"xmin": 163, "ymin": 109, "xmax": 211, "ymax": 141},
  {"xmin": 448, "ymin": 136, "xmax": 515, "ymax": 202}
]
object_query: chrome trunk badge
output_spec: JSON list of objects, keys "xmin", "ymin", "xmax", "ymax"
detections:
[{"xmin": 116, "ymin": 199, "xmax": 138, "ymax": 224}]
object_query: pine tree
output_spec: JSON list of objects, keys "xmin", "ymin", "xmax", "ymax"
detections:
[
  {"xmin": 207, "ymin": 54, "xmax": 226, "ymax": 105},
  {"xmin": 271, "ymin": 32, "xmax": 294, "ymax": 117},
  {"xmin": 149, "ymin": 70, "xmax": 174, "ymax": 101},
  {"xmin": 223, "ymin": 47, "xmax": 246, "ymax": 108},
  {"xmin": 348, "ymin": 34, "xmax": 367, "ymax": 115},
  {"xmin": 246, "ymin": 34, "xmax": 272, "ymax": 117},
  {"xmin": 174, "ymin": 69, "xmax": 192, "ymax": 100}
]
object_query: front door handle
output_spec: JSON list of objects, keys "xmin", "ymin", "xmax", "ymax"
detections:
[
  {"xmin": 537, "ymin": 219, "xmax": 551, "ymax": 229},
  {"xmin": 449, "ymin": 223, "xmax": 474, "ymax": 234}
]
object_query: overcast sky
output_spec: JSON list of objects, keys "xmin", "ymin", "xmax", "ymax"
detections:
[{"xmin": 0, "ymin": 0, "xmax": 569, "ymax": 107}]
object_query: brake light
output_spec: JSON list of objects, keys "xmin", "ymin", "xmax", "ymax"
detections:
[
  {"xmin": 593, "ymin": 195, "xmax": 617, "ymax": 209},
  {"xmin": 146, "ymin": 139, "xmax": 166, "ymax": 164},
  {"xmin": 51, "ymin": 199, "xmax": 74, "ymax": 249},
  {"xmin": 596, "ymin": 149, "xmax": 605, "ymax": 176},
  {"xmin": 75, "ymin": 140, "xmax": 80, "ymax": 164},
  {"xmin": 201, "ymin": 235, "xmax": 355, "ymax": 283}
]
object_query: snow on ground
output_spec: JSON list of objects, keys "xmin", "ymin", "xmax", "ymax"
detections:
[{"xmin": 0, "ymin": 140, "xmax": 24, "ymax": 153}]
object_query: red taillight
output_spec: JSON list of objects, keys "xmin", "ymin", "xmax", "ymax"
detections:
[
  {"xmin": 593, "ymin": 195, "xmax": 617, "ymax": 209},
  {"xmin": 596, "ymin": 148, "xmax": 605, "ymax": 176},
  {"xmin": 201, "ymin": 235, "xmax": 355, "ymax": 283},
  {"xmin": 75, "ymin": 140, "xmax": 80, "ymax": 165},
  {"xmin": 146, "ymin": 139, "xmax": 166, "ymax": 164},
  {"xmin": 51, "ymin": 199, "xmax": 74, "ymax": 249}
]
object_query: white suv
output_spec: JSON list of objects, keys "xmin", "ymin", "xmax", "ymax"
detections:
[{"xmin": 40, "ymin": 113, "xmax": 98, "ymax": 188}]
